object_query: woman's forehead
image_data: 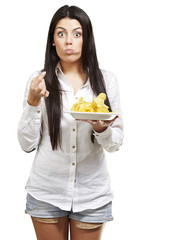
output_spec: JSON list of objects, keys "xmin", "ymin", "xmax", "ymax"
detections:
[{"xmin": 55, "ymin": 17, "xmax": 82, "ymax": 30}]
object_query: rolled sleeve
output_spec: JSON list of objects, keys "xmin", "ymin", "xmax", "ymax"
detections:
[
  {"xmin": 23, "ymin": 101, "xmax": 42, "ymax": 119},
  {"xmin": 93, "ymin": 118, "xmax": 123, "ymax": 152},
  {"xmin": 18, "ymin": 102, "xmax": 43, "ymax": 152},
  {"xmin": 93, "ymin": 125, "xmax": 112, "ymax": 138}
]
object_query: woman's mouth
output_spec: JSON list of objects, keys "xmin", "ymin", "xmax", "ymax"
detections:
[{"xmin": 65, "ymin": 49, "xmax": 74, "ymax": 54}]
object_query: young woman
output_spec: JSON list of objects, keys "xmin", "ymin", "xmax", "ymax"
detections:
[{"xmin": 18, "ymin": 5, "xmax": 123, "ymax": 240}]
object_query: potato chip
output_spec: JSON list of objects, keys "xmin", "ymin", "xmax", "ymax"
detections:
[{"xmin": 71, "ymin": 93, "xmax": 111, "ymax": 113}]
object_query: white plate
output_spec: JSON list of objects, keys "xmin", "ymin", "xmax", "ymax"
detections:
[{"xmin": 64, "ymin": 111, "xmax": 119, "ymax": 120}]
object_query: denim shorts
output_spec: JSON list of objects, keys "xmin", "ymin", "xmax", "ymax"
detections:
[{"xmin": 25, "ymin": 193, "xmax": 113, "ymax": 224}]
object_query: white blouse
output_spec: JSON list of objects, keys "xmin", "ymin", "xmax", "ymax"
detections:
[{"xmin": 18, "ymin": 64, "xmax": 124, "ymax": 212}]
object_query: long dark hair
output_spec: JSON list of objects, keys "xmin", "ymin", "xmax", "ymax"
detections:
[{"xmin": 44, "ymin": 5, "xmax": 112, "ymax": 150}]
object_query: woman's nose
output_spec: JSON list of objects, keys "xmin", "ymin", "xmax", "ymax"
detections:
[{"xmin": 66, "ymin": 34, "xmax": 72, "ymax": 44}]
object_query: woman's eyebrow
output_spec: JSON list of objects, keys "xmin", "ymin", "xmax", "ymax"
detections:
[
  {"xmin": 55, "ymin": 27, "xmax": 66, "ymax": 31},
  {"xmin": 55, "ymin": 27, "xmax": 82, "ymax": 31},
  {"xmin": 73, "ymin": 27, "xmax": 82, "ymax": 31}
]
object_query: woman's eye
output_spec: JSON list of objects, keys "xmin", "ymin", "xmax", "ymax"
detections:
[
  {"xmin": 58, "ymin": 32, "xmax": 66, "ymax": 37},
  {"xmin": 73, "ymin": 32, "xmax": 81, "ymax": 38}
]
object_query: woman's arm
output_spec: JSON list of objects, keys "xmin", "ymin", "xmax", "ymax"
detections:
[
  {"xmin": 17, "ymin": 71, "xmax": 49, "ymax": 152},
  {"xmin": 93, "ymin": 71, "xmax": 124, "ymax": 152},
  {"xmin": 78, "ymin": 71, "xmax": 124, "ymax": 152}
]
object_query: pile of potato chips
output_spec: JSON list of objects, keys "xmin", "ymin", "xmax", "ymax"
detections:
[{"xmin": 71, "ymin": 93, "xmax": 110, "ymax": 113}]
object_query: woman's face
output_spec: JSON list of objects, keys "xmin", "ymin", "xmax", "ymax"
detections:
[{"xmin": 53, "ymin": 18, "xmax": 83, "ymax": 64}]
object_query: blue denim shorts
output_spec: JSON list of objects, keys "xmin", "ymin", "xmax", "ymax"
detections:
[{"xmin": 25, "ymin": 194, "xmax": 113, "ymax": 223}]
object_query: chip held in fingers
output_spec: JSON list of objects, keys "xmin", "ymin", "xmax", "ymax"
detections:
[{"xmin": 71, "ymin": 93, "xmax": 111, "ymax": 113}]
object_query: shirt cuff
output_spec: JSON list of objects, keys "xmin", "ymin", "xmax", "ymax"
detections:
[
  {"xmin": 23, "ymin": 101, "xmax": 42, "ymax": 119},
  {"xmin": 92, "ymin": 126, "xmax": 112, "ymax": 138}
]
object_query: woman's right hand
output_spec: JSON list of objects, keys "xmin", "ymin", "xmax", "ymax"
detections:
[{"xmin": 27, "ymin": 71, "xmax": 49, "ymax": 106}]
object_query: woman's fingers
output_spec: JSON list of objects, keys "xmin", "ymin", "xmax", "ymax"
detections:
[
  {"xmin": 44, "ymin": 90, "xmax": 50, "ymax": 97},
  {"xmin": 37, "ymin": 79, "xmax": 46, "ymax": 92},
  {"xmin": 76, "ymin": 116, "xmax": 119, "ymax": 127},
  {"xmin": 31, "ymin": 72, "xmax": 49, "ymax": 97},
  {"xmin": 28, "ymin": 71, "xmax": 49, "ymax": 106},
  {"xmin": 32, "ymin": 71, "xmax": 46, "ymax": 88}
]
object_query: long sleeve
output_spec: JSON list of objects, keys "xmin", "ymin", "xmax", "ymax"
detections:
[
  {"xmin": 93, "ymin": 70, "xmax": 124, "ymax": 152},
  {"xmin": 18, "ymin": 71, "xmax": 43, "ymax": 152}
]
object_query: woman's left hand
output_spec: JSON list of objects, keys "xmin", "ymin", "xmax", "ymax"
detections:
[{"xmin": 76, "ymin": 116, "xmax": 118, "ymax": 133}]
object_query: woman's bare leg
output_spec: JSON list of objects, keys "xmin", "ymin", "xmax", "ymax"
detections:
[
  {"xmin": 31, "ymin": 216, "xmax": 69, "ymax": 240},
  {"xmin": 70, "ymin": 219, "xmax": 105, "ymax": 240}
]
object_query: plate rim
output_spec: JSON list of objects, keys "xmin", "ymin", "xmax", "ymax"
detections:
[{"xmin": 64, "ymin": 111, "xmax": 118, "ymax": 115}]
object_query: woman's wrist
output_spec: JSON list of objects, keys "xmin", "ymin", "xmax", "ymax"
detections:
[
  {"xmin": 93, "ymin": 126, "xmax": 107, "ymax": 133},
  {"xmin": 27, "ymin": 94, "xmax": 41, "ymax": 107}
]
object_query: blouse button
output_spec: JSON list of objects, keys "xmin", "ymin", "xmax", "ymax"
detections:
[
  {"xmin": 73, "ymin": 128, "xmax": 75, "ymax": 132},
  {"xmin": 37, "ymin": 110, "xmax": 40, "ymax": 114},
  {"xmin": 72, "ymin": 163, "xmax": 75, "ymax": 166},
  {"xmin": 72, "ymin": 145, "xmax": 75, "ymax": 149}
]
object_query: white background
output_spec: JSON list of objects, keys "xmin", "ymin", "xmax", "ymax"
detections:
[{"xmin": 0, "ymin": 0, "xmax": 169, "ymax": 239}]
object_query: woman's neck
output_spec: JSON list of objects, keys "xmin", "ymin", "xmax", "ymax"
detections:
[
  {"xmin": 60, "ymin": 60, "xmax": 87, "ymax": 94},
  {"xmin": 60, "ymin": 60, "xmax": 84, "ymax": 75}
]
